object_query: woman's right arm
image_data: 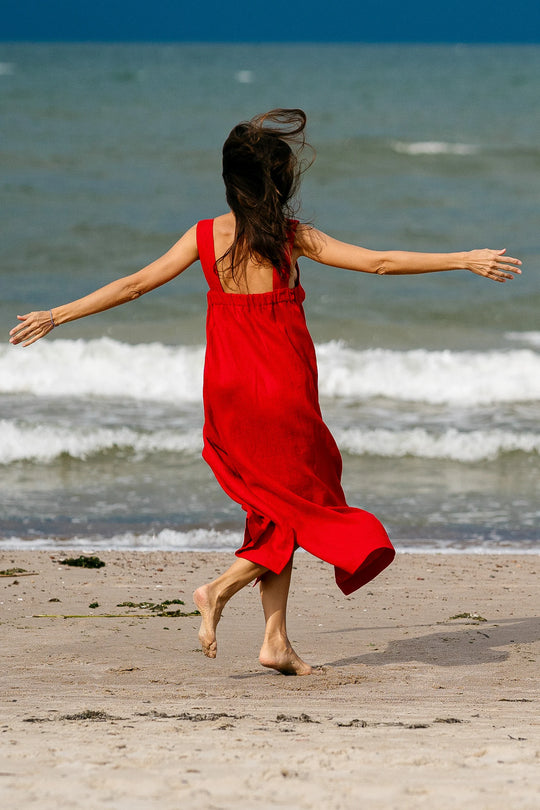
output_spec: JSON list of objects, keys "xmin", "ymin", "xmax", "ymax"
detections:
[{"xmin": 9, "ymin": 225, "xmax": 199, "ymax": 347}]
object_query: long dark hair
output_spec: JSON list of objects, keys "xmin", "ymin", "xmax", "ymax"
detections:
[{"xmin": 219, "ymin": 108, "xmax": 312, "ymax": 283}]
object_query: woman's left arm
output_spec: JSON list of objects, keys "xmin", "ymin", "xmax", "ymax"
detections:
[
  {"xmin": 9, "ymin": 225, "xmax": 199, "ymax": 347},
  {"xmin": 295, "ymin": 226, "xmax": 522, "ymax": 282}
]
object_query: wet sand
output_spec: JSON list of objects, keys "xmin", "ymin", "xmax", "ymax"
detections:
[{"xmin": 1, "ymin": 550, "xmax": 538, "ymax": 809}]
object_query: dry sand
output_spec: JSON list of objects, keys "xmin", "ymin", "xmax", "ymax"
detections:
[{"xmin": 0, "ymin": 550, "xmax": 538, "ymax": 809}]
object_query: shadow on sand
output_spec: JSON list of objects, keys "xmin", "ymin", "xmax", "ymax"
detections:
[{"xmin": 324, "ymin": 616, "xmax": 539, "ymax": 669}]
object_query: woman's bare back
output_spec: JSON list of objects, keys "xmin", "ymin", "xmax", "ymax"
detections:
[{"xmin": 212, "ymin": 213, "xmax": 297, "ymax": 294}]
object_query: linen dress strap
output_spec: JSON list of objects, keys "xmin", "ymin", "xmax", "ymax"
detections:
[{"xmin": 196, "ymin": 219, "xmax": 221, "ymax": 291}]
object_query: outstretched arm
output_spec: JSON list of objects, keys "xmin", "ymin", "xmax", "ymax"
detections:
[
  {"xmin": 9, "ymin": 225, "xmax": 199, "ymax": 347},
  {"xmin": 295, "ymin": 226, "xmax": 522, "ymax": 282}
]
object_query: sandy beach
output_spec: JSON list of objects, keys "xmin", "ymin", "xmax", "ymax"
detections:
[{"xmin": 0, "ymin": 550, "xmax": 538, "ymax": 809}]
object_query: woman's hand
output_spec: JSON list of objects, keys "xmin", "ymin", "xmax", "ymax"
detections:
[
  {"xmin": 465, "ymin": 249, "xmax": 522, "ymax": 282},
  {"xmin": 9, "ymin": 311, "xmax": 55, "ymax": 347}
]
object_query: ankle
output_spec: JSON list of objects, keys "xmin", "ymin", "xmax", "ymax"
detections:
[{"xmin": 263, "ymin": 629, "xmax": 289, "ymax": 647}]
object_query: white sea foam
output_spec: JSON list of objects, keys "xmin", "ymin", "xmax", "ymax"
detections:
[
  {"xmin": 2, "ymin": 338, "xmax": 540, "ymax": 406},
  {"xmin": 2, "ymin": 420, "xmax": 539, "ymax": 465},
  {"xmin": 235, "ymin": 70, "xmax": 254, "ymax": 83},
  {"xmin": 0, "ymin": 528, "xmax": 243, "ymax": 552},
  {"xmin": 1, "ymin": 338, "xmax": 204, "ymax": 403},
  {"xmin": 505, "ymin": 331, "xmax": 540, "ymax": 348},
  {"xmin": 316, "ymin": 342, "xmax": 540, "ymax": 405},
  {"xmin": 391, "ymin": 140, "xmax": 479, "ymax": 156},
  {"xmin": 394, "ymin": 544, "xmax": 540, "ymax": 555},
  {"xmin": 0, "ymin": 421, "xmax": 202, "ymax": 464},
  {"xmin": 335, "ymin": 427, "xmax": 540, "ymax": 463},
  {"xmin": 0, "ymin": 530, "xmax": 537, "ymax": 554}
]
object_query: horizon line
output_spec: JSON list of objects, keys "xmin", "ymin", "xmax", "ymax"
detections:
[{"xmin": 2, "ymin": 39, "xmax": 540, "ymax": 46}]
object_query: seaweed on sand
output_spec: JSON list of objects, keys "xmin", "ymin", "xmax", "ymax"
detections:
[
  {"xmin": 116, "ymin": 599, "xmax": 199, "ymax": 617},
  {"xmin": 0, "ymin": 568, "xmax": 39, "ymax": 577},
  {"xmin": 59, "ymin": 556, "xmax": 105, "ymax": 569},
  {"xmin": 448, "ymin": 612, "xmax": 487, "ymax": 622}
]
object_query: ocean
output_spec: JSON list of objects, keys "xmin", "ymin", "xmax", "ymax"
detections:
[{"xmin": 1, "ymin": 43, "xmax": 539, "ymax": 554}]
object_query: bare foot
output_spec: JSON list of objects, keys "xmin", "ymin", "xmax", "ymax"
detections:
[
  {"xmin": 193, "ymin": 585, "xmax": 222, "ymax": 659},
  {"xmin": 259, "ymin": 639, "xmax": 312, "ymax": 676}
]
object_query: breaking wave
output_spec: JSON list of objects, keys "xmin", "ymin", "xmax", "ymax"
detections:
[
  {"xmin": 2, "ymin": 420, "xmax": 539, "ymax": 465},
  {"xmin": 2, "ymin": 338, "xmax": 540, "ymax": 406}
]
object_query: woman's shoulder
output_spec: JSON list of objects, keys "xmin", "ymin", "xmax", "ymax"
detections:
[
  {"xmin": 212, "ymin": 212, "xmax": 235, "ymax": 235},
  {"xmin": 293, "ymin": 222, "xmax": 319, "ymax": 248}
]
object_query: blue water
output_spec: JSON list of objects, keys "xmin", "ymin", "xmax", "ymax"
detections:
[{"xmin": 1, "ymin": 44, "xmax": 539, "ymax": 552}]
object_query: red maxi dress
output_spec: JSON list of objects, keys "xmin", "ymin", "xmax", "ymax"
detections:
[{"xmin": 197, "ymin": 219, "xmax": 395, "ymax": 595}]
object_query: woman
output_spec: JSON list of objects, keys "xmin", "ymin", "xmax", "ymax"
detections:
[{"xmin": 9, "ymin": 109, "xmax": 521, "ymax": 675}]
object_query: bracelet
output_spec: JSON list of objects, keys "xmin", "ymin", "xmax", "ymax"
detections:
[{"xmin": 49, "ymin": 309, "xmax": 55, "ymax": 328}]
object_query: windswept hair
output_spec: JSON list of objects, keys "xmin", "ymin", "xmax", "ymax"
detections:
[{"xmin": 219, "ymin": 108, "xmax": 313, "ymax": 283}]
